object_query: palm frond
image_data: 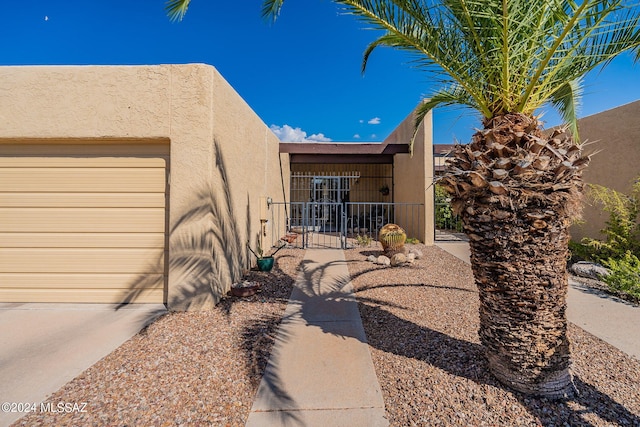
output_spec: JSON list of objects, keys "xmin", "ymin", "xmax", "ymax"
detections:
[
  {"xmin": 262, "ymin": 0, "xmax": 285, "ymax": 22},
  {"xmin": 335, "ymin": 0, "xmax": 640, "ymax": 126},
  {"xmin": 520, "ymin": 0, "xmax": 640, "ymax": 112},
  {"xmin": 166, "ymin": 0, "xmax": 191, "ymax": 22},
  {"xmin": 408, "ymin": 85, "xmax": 479, "ymax": 153},
  {"xmin": 340, "ymin": 0, "xmax": 493, "ymax": 116},
  {"xmin": 547, "ymin": 77, "xmax": 583, "ymax": 139}
]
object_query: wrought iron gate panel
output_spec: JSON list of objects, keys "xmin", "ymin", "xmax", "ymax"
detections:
[{"xmin": 269, "ymin": 201, "xmax": 424, "ymax": 249}]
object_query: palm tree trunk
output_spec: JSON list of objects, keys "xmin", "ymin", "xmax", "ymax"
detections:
[{"xmin": 440, "ymin": 113, "xmax": 588, "ymax": 398}]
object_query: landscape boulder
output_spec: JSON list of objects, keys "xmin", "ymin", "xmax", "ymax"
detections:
[
  {"xmin": 408, "ymin": 247, "xmax": 423, "ymax": 259},
  {"xmin": 570, "ymin": 261, "xmax": 610, "ymax": 280},
  {"xmin": 390, "ymin": 253, "xmax": 408, "ymax": 267},
  {"xmin": 376, "ymin": 255, "xmax": 391, "ymax": 266}
]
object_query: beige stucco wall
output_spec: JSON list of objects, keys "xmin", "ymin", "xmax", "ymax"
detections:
[
  {"xmin": 0, "ymin": 64, "xmax": 288, "ymax": 310},
  {"xmin": 570, "ymin": 100, "xmax": 640, "ymax": 242},
  {"xmin": 386, "ymin": 108, "xmax": 435, "ymax": 245}
]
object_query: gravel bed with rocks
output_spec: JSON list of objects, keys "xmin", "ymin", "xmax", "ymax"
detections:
[
  {"xmin": 13, "ymin": 249, "xmax": 304, "ymax": 427},
  {"xmin": 345, "ymin": 243, "xmax": 640, "ymax": 426},
  {"xmin": 12, "ymin": 244, "xmax": 639, "ymax": 426}
]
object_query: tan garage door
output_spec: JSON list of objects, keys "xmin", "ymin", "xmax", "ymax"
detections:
[{"xmin": 0, "ymin": 142, "xmax": 168, "ymax": 303}]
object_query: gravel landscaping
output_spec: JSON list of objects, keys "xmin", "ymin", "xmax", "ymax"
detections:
[
  {"xmin": 12, "ymin": 244, "xmax": 640, "ymax": 426},
  {"xmin": 13, "ymin": 249, "xmax": 303, "ymax": 427},
  {"xmin": 345, "ymin": 243, "xmax": 640, "ymax": 427}
]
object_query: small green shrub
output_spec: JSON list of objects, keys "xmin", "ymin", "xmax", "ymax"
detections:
[
  {"xmin": 406, "ymin": 237, "xmax": 420, "ymax": 244},
  {"xmin": 356, "ymin": 234, "xmax": 372, "ymax": 247},
  {"xmin": 603, "ymin": 251, "xmax": 640, "ymax": 300},
  {"xmin": 578, "ymin": 180, "xmax": 640, "ymax": 262},
  {"xmin": 570, "ymin": 179, "xmax": 640, "ymax": 263},
  {"xmin": 568, "ymin": 240, "xmax": 595, "ymax": 263},
  {"xmin": 435, "ymin": 184, "xmax": 463, "ymax": 232}
]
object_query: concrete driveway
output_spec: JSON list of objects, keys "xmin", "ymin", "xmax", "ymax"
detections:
[{"xmin": 0, "ymin": 303, "xmax": 166, "ymax": 426}]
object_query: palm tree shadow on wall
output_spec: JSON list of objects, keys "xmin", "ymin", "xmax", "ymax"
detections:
[
  {"xmin": 114, "ymin": 138, "xmax": 301, "ymax": 423},
  {"xmin": 117, "ymin": 138, "xmax": 250, "ymax": 311}
]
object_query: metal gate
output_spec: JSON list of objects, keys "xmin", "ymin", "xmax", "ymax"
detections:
[
  {"xmin": 269, "ymin": 201, "xmax": 424, "ymax": 249},
  {"xmin": 270, "ymin": 201, "xmax": 346, "ymax": 249}
]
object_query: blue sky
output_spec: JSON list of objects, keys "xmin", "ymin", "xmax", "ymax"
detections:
[{"xmin": 2, "ymin": 1, "xmax": 639, "ymax": 144}]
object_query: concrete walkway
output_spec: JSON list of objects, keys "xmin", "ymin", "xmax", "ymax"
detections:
[
  {"xmin": 246, "ymin": 249, "xmax": 388, "ymax": 427},
  {"xmin": 0, "ymin": 303, "xmax": 166, "ymax": 427},
  {"xmin": 436, "ymin": 241, "xmax": 640, "ymax": 360}
]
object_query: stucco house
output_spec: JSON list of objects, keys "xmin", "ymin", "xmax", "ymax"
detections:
[
  {"xmin": 2, "ymin": 64, "xmax": 632, "ymax": 310},
  {"xmin": 0, "ymin": 64, "xmax": 434, "ymax": 309},
  {"xmin": 276, "ymin": 122, "xmax": 434, "ymax": 249}
]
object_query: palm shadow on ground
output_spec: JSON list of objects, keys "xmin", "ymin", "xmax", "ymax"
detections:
[
  {"xmin": 235, "ymin": 258, "xmax": 304, "ymax": 426},
  {"xmin": 110, "ymin": 139, "xmax": 637, "ymax": 426},
  {"xmin": 357, "ymin": 300, "xmax": 639, "ymax": 426},
  {"xmin": 293, "ymin": 255, "xmax": 639, "ymax": 426}
]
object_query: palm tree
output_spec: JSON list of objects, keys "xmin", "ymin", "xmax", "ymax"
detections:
[
  {"xmin": 167, "ymin": 0, "xmax": 640, "ymax": 398},
  {"xmin": 259, "ymin": 0, "xmax": 640, "ymax": 399}
]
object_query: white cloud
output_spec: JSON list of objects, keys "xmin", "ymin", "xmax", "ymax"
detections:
[
  {"xmin": 353, "ymin": 134, "xmax": 361, "ymax": 139},
  {"xmin": 308, "ymin": 133, "xmax": 332, "ymax": 142},
  {"xmin": 368, "ymin": 117, "xmax": 381, "ymax": 125},
  {"xmin": 270, "ymin": 124, "xmax": 305, "ymax": 142},
  {"xmin": 270, "ymin": 124, "xmax": 332, "ymax": 142},
  {"xmin": 359, "ymin": 119, "xmax": 364, "ymax": 124}
]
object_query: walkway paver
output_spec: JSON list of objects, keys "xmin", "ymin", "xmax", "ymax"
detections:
[
  {"xmin": 566, "ymin": 282, "xmax": 640, "ymax": 359},
  {"xmin": 246, "ymin": 249, "xmax": 388, "ymax": 427},
  {"xmin": 436, "ymin": 241, "xmax": 640, "ymax": 360}
]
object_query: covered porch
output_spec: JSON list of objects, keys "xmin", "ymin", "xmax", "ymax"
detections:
[{"xmin": 274, "ymin": 113, "xmax": 434, "ymax": 248}]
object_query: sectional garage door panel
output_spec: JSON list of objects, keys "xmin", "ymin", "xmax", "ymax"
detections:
[
  {"xmin": 0, "ymin": 143, "xmax": 168, "ymax": 303},
  {"xmin": 1, "ymin": 193, "xmax": 165, "ymax": 208},
  {"xmin": 0, "ymin": 248, "xmax": 165, "ymax": 273},
  {"xmin": 0, "ymin": 208, "xmax": 166, "ymax": 232},
  {"xmin": 0, "ymin": 273, "xmax": 165, "ymax": 289},
  {"xmin": 0, "ymin": 288, "xmax": 164, "ymax": 304},
  {"xmin": 0, "ymin": 156, "xmax": 168, "ymax": 167},
  {"xmin": 0, "ymin": 168, "xmax": 167, "ymax": 192},
  {"xmin": 0, "ymin": 232, "xmax": 165, "ymax": 248}
]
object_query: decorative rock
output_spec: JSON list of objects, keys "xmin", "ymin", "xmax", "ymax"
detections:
[
  {"xmin": 376, "ymin": 255, "xmax": 391, "ymax": 266},
  {"xmin": 407, "ymin": 253, "xmax": 416, "ymax": 263},
  {"xmin": 367, "ymin": 255, "xmax": 377, "ymax": 263},
  {"xmin": 385, "ymin": 247, "xmax": 408, "ymax": 258},
  {"xmin": 390, "ymin": 253, "xmax": 408, "ymax": 267},
  {"xmin": 230, "ymin": 281, "xmax": 261, "ymax": 297},
  {"xmin": 408, "ymin": 248, "xmax": 423, "ymax": 259},
  {"xmin": 570, "ymin": 261, "xmax": 610, "ymax": 280}
]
